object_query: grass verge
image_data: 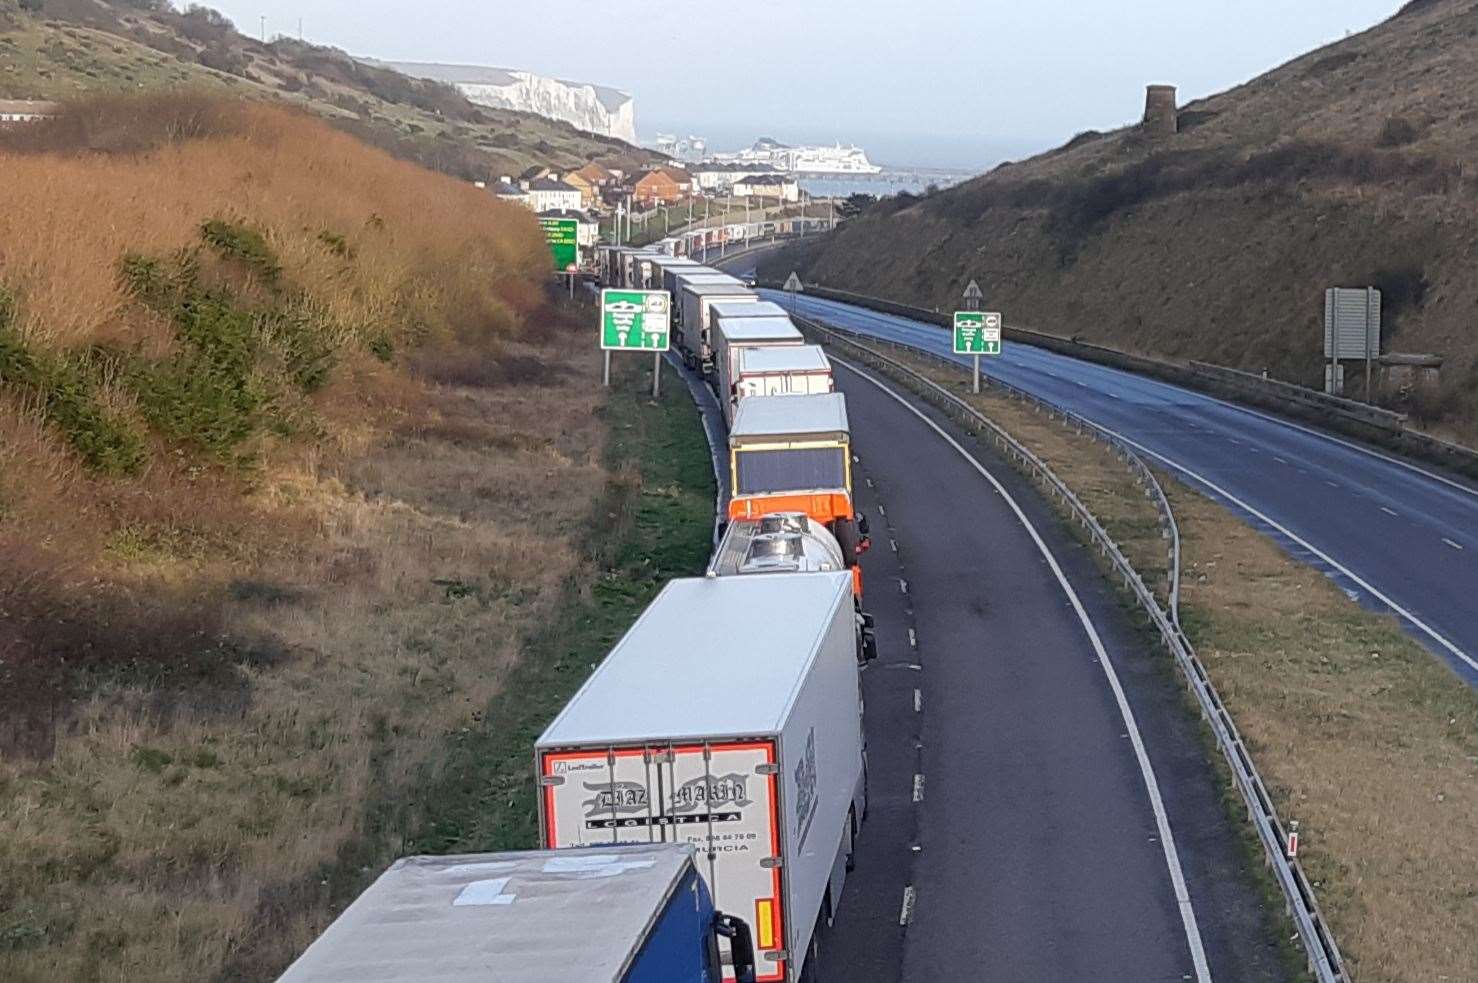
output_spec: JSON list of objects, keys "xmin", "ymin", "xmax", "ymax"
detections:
[
  {"xmin": 401, "ymin": 355, "xmax": 716, "ymax": 857},
  {"xmin": 822, "ymin": 335, "xmax": 1478, "ymax": 983}
]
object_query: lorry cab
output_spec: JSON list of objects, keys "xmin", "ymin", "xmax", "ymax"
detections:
[
  {"xmin": 278, "ymin": 843, "xmax": 756, "ymax": 983},
  {"xmin": 727, "ymin": 393, "xmax": 869, "ymax": 564}
]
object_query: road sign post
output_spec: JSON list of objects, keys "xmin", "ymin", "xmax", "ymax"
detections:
[
  {"xmin": 600, "ymin": 288, "xmax": 671, "ymax": 392},
  {"xmin": 783, "ymin": 271, "xmax": 803, "ymax": 314},
  {"xmin": 953, "ymin": 310, "xmax": 1002, "ymax": 393}
]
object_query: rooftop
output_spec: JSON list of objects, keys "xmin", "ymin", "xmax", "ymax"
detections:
[{"xmin": 526, "ymin": 176, "xmax": 578, "ymax": 192}]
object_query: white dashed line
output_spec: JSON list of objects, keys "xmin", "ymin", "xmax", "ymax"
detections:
[
  {"xmin": 899, "ymin": 886, "xmax": 917, "ymax": 926},
  {"xmin": 1444, "ymin": 538, "xmax": 1464, "ymax": 551},
  {"xmin": 908, "ymin": 627, "xmax": 917, "ymax": 648},
  {"xmin": 1380, "ymin": 506, "xmax": 1399, "ymax": 517},
  {"xmin": 913, "ymin": 688, "xmax": 922, "ymax": 712},
  {"xmin": 878, "ymin": 504, "xmax": 887, "ymax": 517},
  {"xmin": 890, "ymin": 538, "xmax": 899, "ymax": 553},
  {"xmin": 899, "ymin": 578, "xmax": 909, "ymax": 595},
  {"xmin": 912, "ymin": 774, "xmax": 925, "ymax": 802},
  {"xmin": 1273, "ymin": 456, "xmax": 1288, "ymax": 465},
  {"xmin": 1325, "ymin": 480, "xmax": 1340, "ymax": 488}
]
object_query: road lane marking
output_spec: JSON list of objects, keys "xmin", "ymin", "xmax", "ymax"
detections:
[
  {"xmin": 1273, "ymin": 456, "xmax": 1288, "ymax": 465},
  {"xmin": 890, "ymin": 538, "xmax": 899, "ymax": 552},
  {"xmin": 838, "ymin": 359, "xmax": 1213, "ymax": 982},
  {"xmin": 899, "ymin": 886, "xmax": 917, "ymax": 926},
  {"xmin": 1325, "ymin": 480, "xmax": 1340, "ymax": 488},
  {"xmin": 908, "ymin": 627, "xmax": 917, "ymax": 648},
  {"xmin": 1088, "ymin": 422, "xmax": 1478, "ymax": 675},
  {"xmin": 913, "ymin": 688, "xmax": 922, "ymax": 712},
  {"xmin": 1380, "ymin": 506, "xmax": 1399, "ymax": 517},
  {"xmin": 1445, "ymin": 538, "xmax": 1464, "ymax": 551},
  {"xmin": 913, "ymin": 774, "xmax": 925, "ymax": 802},
  {"xmin": 899, "ymin": 578, "xmax": 910, "ymax": 594}
]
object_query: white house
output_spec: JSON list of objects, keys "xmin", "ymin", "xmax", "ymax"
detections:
[
  {"xmin": 524, "ymin": 176, "xmax": 583, "ymax": 213},
  {"xmin": 732, "ymin": 174, "xmax": 801, "ymax": 203},
  {"xmin": 691, "ymin": 163, "xmax": 787, "ymax": 194}
]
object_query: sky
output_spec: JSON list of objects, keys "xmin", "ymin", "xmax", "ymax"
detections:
[{"xmin": 206, "ymin": 1, "xmax": 1402, "ymax": 169}]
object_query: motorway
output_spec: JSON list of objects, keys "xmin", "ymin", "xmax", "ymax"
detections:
[
  {"xmin": 747, "ymin": 286, "xmax": 1478, "ymax": 686},
  {"xmin": 823, "ymin": 360, "xmax": 1286, "ymax": 981}
]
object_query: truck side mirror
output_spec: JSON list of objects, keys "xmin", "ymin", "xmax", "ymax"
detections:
[{"xmin": 714, "ymin": 912, "xmax": 757, "ymax": 983}]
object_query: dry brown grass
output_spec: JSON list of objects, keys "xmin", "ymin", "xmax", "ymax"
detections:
[
  {"xmin": 777, "ymin": 0, "xmax": 1478, "ymax": 439},
  {"xmin": 0, "ymin": 93, "xmax": 548, "ymax": 354},
  {"xmin": 0, "ymin": 332, "xmax": 609, "ymax": 980},
  {"xmin": 863, "ymin": 342, "xmax": 1478, "ymax": 983},
  {"xmin": 0, "ymin": 93, "xmax": 618, "ymax": 980}
]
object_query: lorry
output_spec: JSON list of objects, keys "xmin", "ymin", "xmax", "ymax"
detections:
[
  {"xmin": 727, "ymin": 393, "xmax": 868, "ymax": 561},
  {"xmin": 707, "ymin": 511, "xmax": 870, "ymax": 607},
  {"xmin": 735, "ymin": 346, "xmax": 834, "ymax": 402},
  {"xmin": 278, "ymin": 843, "xmax": 757, "ymax": 983},
  {"xmin": 536, "ymin": 572, "xmax": 867, "ymax": 983},
  {"xmin": 642, "ymin": 254, "xmax": 702, "ymax": 291},
  {"xmin": 675, "ymin": 281, "xmax": 759, "ymax": 371},
  {"xmin": 710, "ymin": 315, "xmax": 805, "ymax": 423}
]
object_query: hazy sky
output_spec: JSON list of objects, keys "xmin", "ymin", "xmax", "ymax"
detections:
[{"xmin": 207, "ymin": 1, "xmax": 1401, "ymax": 168}]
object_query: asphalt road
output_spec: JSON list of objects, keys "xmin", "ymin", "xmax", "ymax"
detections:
[
  {"xmin": 759, "ymin": 288, "xmax": 1478, "ymax": 686},
  {"xmin": 820, "ymin": 360, "xmax": 1287, "ymax": 982}
]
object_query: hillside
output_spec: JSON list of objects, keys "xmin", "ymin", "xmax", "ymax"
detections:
[
  {"xmin": 0, "ymin": 93, "xmax": 617, "ymax": 979},
  {"xmin": 0, "ymin": 0, "xmax": 661, "ymax": 178},
  {"xmin": 763, "ymin": 0, "xmax": 1478, "ymax": 437}
]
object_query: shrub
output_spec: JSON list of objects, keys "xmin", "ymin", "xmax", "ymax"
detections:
[
  {"xmin": 1377, "ymin": 115, "xmax": 1420, "ymax": 148},
  {"xmin": 0, "ymin": 289, "xmax": 147, "ymax": 475},
  {"xmin": 201, "ymin": 217, "xmax": 283, "ymax": 285}
]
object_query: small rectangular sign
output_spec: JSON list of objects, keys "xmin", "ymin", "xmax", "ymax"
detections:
[
  {"xmin": 601, "ymin": 289, "xmax": 671, "ymax": 351},
  {"xmin": 540, "ymin": 216, "xmax": 579, "ymax": 270},
  {"xmin": 953, "ymin": 311, "xmax": 1002, "ymax": 355}
]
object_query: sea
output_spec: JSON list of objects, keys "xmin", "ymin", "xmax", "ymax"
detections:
[{"xmin": 798, "ymin": 170, "xmax": 974, "ymax": 199}]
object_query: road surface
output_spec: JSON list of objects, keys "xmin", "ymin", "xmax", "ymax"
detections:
[
  {"xmin": 760, "ymin": 288, "xmax": 1478, "ymax": 686},
  {"xmin": 820, "ymin": 360, "xmax": 1287, "ymax": 981}
]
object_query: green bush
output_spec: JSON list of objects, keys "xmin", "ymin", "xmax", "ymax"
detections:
[
  {"xmin": 200, "ymin": 217, "xmax": 282, "ymax": 286},
  {"xmin": 0, "ymin": 288, "xmax": 148, "ymax": 475}
]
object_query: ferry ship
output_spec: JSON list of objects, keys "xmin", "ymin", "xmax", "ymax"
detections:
[{"xmin": 714, "ymin": 138, "xmax": 883, "ymax": 175}]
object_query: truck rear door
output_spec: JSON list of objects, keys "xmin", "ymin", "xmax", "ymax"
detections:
[{"xmin": 541, "ymin": 740, "xmax": 789, "ymax": 983}]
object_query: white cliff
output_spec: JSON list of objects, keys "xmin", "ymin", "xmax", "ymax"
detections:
[{"xmin": 386, "ymin": 61, "xmax": 636, "ymax": 144}]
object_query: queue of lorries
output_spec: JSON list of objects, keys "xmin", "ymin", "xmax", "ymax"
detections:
[{"xmin": 280, "ymin": 241, "xmax": 875, "ymax": 983}]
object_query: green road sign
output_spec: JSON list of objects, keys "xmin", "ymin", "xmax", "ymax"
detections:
[
  {"xmin": 540, "ymin": 216, "xmax": 579, "ymax": 269},
  {"xmin": 601, "ymin": 289, "xmax": 671, "ymax": 351},
  {"xmin": 953, "ymin": 311, "xmax": 1003, "ymax": 356}
]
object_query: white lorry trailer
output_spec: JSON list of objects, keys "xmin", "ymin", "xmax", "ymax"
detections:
[
  {"xmin": 536, "ymin": 572, "xmax": 866, "ymax": 983},
  {"xmin": 711, "ymin": 316, "xmax": 805, "ymax": 423},
  {"xmin": 709, "ymin": 300, "xmax": 790, "ymax": 324},
  {"xmin": 278, "ymin": 843, "xmax": 757, "ymax": 983},
  {"xmin": 735, "ymin": 346, "xmax": 833, "ymax": 404},
  {"xmin": 644, "ymin": 255, "xmax": 703, "ymax": 291},
  {"xmin": 677, "ymin": 282, "xmax": 761, "ymax": 371}
]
